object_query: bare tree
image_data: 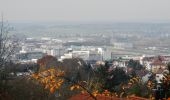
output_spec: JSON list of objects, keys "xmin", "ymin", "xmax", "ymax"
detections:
[{"xmin": 0, "ymin": 15, "xmax": 17, "ymax": 72}]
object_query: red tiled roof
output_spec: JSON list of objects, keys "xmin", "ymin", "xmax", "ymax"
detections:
[
  {"xmin": 69, "ymin": 93, "xmax": 149, "ymax": 100},
  {"xmin": 151, "ymin": 56, "xmax": 165, "ymax": 65},
  {"xmin": 156, "ymin": 68, "xmax": 164, "ymax": 74},
  {"xmin": 127, "ymin": 96, "xmax": 149, "ymax": 100},
  {"xmin": 69, "ymin": 93, "xmax": 124, "ymax": 100}
]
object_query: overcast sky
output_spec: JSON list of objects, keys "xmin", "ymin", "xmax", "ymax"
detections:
[{"xmin": 0, "ymin": 0, "xmax": 170, "ymax": 22}]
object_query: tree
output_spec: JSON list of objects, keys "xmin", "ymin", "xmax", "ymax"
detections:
[
  {"xmin": 127, "ymin": 59, "xmax": 143, "ymax": 70},
  {"xmin": 0, "ymin": 77, "xmax": 56, "ymax": 100},
  {"xmin": 159, "ymin": 62, "xmax": 170, "ymax": 99},
  {"xmin": 94, "ymin": 61, "xmax": 129, "ymax": 93},
  {"xmin": 31, "ymin": 68, "xmax": 97, "ymax": 100},
  {"xmin": 37, "ymin": 55, "xmax": 58, "ymax": 71},
  {"xmin": 0, "ymin": 16, "xmax": 18, "ymax": 94},
  {"xmin": 167, "ymin": 62, "xmax": 170, "ymax": 72},
  {"xmin": 0, "ymin": 16, "xmax": 17, "ymax": 72},
  {"xmin": 0, "ymin": 16, "xmax": 19, "ymax": 99},
  {"xmin": 58, "ymin": 58, "xmax": 91, "ymax": 82}
]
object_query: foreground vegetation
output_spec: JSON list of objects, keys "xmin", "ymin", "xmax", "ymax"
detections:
[{"xmin": 1, "ymin": 55, "xmax": 170, "ymax": 100}]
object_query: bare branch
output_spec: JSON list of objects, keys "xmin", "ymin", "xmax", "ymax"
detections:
[{"xmin": 0, "ymin": 15, "xmax": 17, "ymax": 71}]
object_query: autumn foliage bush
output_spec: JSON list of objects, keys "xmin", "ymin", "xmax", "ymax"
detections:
[
  {"xmin": 0, "ymin": 77, "xmax": 56, "ymax": 100},
  {"xmin": 7, "ymin": 57, "xmax": 167, "ymax": 100}
]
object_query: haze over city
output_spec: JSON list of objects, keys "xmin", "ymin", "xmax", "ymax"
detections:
[
  {"xmin": 0, "ymin": 0, "xmax": 170, "ymax": 22},
  {"xmin": 0, "ymin": 0, "xmax": 170, "ymax": 100}
]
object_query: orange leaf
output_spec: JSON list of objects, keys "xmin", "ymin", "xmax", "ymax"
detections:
[{"xmin": 50, "ymin": 87, "xmax": 55, "ymax": 93}]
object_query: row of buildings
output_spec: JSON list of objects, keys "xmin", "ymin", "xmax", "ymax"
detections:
[
  {"xmin": 14, "ymin": 37, "xmax": 105, "ymax": 63},
  {"xmin": 12, "ymin": 37, "xmax": 170, "ymax": 84},
  {"xmin": 14, "ymin": 37, "xmax": 170, "ymax": 72}
]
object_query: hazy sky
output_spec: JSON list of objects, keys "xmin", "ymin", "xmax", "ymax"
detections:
[{"xmin": 0, "ymin": 0, "xmax": 170, "ymax": 22}]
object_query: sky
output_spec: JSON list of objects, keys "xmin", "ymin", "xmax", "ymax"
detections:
[{"xmin": 0, "ymin": 0, "xmax": 170, "ymax": 22}]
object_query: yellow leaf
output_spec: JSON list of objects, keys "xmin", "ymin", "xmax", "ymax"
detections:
[
  {"xmin": 45, "ymin": 84, "xmax": 49, "ymax": 89},
  {"xmin": 120, "ymin": 92, "xmax": 124, "ymax": 97},
  {"xmin": 70, "ymin": 86, "xmax": 75, "ymax": 91},
  {"xmin": 76, "ymin": 85, "xmax": 80, "ymax": 89}
]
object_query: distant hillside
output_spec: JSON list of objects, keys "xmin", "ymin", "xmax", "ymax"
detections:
[{"xmin": 9, "ymin": 22, "xmax": 170, "ymax": 38}]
